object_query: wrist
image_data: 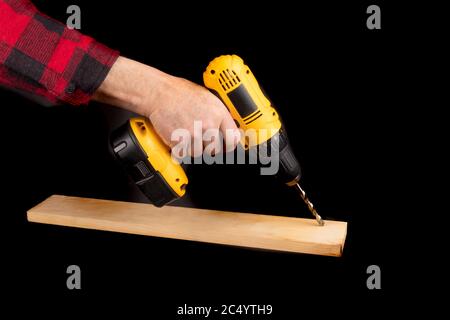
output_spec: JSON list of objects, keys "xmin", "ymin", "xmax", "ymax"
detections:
[{"xmin": 93, "ymin": 56, "xmax": 165, "ymax": 117}]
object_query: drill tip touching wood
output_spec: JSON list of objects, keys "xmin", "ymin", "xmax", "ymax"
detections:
[{"xmin": 294, "ymin": 183, "xmax": 324, "ymax": 226}]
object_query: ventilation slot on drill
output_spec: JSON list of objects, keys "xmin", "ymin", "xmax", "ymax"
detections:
[
  {"xmin": 244, "ymin": 110, "xmax": 263, "ymax": 124},
  {"xmin": 218, "ymin": 69, "xmax": 241, "ymax": 92}
]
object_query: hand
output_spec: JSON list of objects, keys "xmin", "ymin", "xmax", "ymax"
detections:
[{"xmin": 93, "ymin": 56, "xmax": 240, "ymax": 157}]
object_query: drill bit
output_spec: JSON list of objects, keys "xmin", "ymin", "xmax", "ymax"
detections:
[{"xmin": 294, "ymin": 183, "xmax": 324, "ymax": 226}]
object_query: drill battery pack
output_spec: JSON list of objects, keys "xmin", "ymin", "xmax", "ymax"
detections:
[{"xmin": 110, "ymin": 120, "xmax": 183, "ymax": 207}]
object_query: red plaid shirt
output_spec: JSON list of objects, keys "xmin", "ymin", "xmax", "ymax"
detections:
[{"xmin": 0, "ymin": 0, "xmax": 119, "ymax": 106}]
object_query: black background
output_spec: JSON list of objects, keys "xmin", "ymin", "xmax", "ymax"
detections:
[{"xmin": 1, "ymin": 0, "xmax": 432, "ymax": 317}]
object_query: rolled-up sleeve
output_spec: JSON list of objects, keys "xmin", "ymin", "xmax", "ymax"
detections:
[{"xmin": 0, "ymin": 0, "xmax": 119, "ymax": 105}]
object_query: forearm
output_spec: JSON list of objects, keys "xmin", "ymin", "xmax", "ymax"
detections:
[{"xmin": 93, "ymin": 56, "xmax": 170, "ymax": 117}]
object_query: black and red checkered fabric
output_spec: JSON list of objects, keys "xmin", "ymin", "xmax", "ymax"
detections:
[{"xmin": 0, "ymin": 0, "xmax": 119, "ymax": 105}]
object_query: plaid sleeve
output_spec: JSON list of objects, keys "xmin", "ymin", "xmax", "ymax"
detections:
[{"xmin": 0, "ymin": 0, "xmax": 119, "ymax": 106}]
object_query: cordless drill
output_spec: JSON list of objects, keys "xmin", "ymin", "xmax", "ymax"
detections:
[
  {"xmin": 111, "ymin": 55, "xmax": 324, "ymax": 225},
  {"xmin": 204, "ymin": 55, "xmax": 323, "ymax": 225}
]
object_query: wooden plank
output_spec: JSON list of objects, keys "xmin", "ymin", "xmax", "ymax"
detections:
[{"xmin": 27, "ymin": 195, "xmax": 347, "ymax": 257}]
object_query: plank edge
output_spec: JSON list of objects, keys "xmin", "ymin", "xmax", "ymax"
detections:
[{"xmin": 27, "ymin": 195, "xmax": 347, "ymax": 257}]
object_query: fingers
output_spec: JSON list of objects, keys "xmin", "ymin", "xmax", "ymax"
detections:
[
  {"xmin": 207, "ymin": 91, "xmax": 241, "ymax": 152},
  {"xmin": 148, "ymin": 76, "xmax": 242, "ymax": 158},
  {"xmin": 191, "ymin": 121, "xmax": 204, "ymax": 158},
  {"xmin": 219, "ymin": 111, "xmax": 241, "ymax": 152},
  {"xmin": 203, "ymin": 128, "xmax": 223, "ymax": 156},
  {"xmin": 187, "ymin": 110, "xmax": 240, "ymax": 157}
]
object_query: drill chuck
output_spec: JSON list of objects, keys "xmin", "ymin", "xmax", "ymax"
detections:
[{"xmin": 257, "ymin": 128, "xmax": 302, "ymax": 185}]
